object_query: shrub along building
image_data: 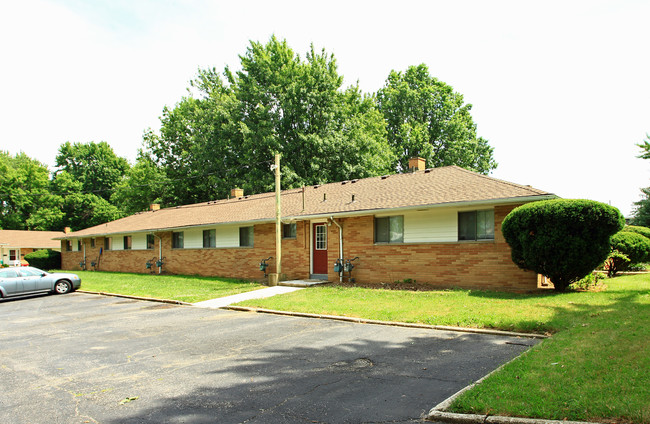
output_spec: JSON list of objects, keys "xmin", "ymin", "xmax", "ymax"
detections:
[
  {"xmin": 1, "ymin": 230, "xmax": 64, "ymax": 266},
  {"xmin": 58, "ymin": 159, "xmax": 556, "ymax": 290}
]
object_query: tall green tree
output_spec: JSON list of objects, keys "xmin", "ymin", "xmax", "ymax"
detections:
[
  {"xmin": 0, "ymin": 152, "xmax": 51, "ymax": 230},
  {"xmin": 633, "ymin": 134, "xmax": 650, "ymax": 226},
  {"xmin": 55, "ymin": 141, "xmax": 130, "ymax": 201},
  {"xmin": 144, "ymin": 36, "xmax": 395, "ymax": 205},
  {"xmin": 376, "ymin": 64, "xmax": 497, "ymax": 174},
  {"xmin": 112, "ymin": 151, "xmax": 171, "ymax": 215}
]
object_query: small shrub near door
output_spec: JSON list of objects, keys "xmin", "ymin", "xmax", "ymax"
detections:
[{"xmin": 24, "ymin": 249, "xmax": 62, "ymax": 270}]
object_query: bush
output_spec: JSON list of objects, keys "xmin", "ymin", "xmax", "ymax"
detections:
[
  {"xmin": 502, "ymin": 199, "xmax": 624, "ymax": 291},
  {"xmin": 569, "ymin": 272, "xmax": 603, "ymax": 291},
  {"xmin": 24, "ymin": 249, "xmax": 61, "ymax": 270},
  {"xmin": 606, "ymin": 231, "xmax": 650, "ymax": 276},
  {"xmin": 622, "ymin": 225, "xmax": 650, "ymax": 240}
]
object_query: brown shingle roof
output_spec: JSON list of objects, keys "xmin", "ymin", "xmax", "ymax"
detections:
[
  {"xmin": 61, "ymin": 166, "xmax": 555, "ymax": 238},
  {"xmin": 0, "ymin": 230, "xmax": 64, "ymax": 248}
]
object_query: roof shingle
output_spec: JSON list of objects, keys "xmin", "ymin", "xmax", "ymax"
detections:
[{"xmin": 62, "ymin": 166, "xmax": 554, "ymax": 238}]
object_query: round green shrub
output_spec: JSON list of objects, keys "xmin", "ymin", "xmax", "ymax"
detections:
[
  {"xmin": 610, "ymin": 231, "xmax": 650, "ymax": 264},
  {"xmin": 502, "ymin": 199, "xmax": 624, "ymax": 291},
  {"xmin": 24, "ymin": 249, "xmax": 61, "ymax": 270},
  {"xmin": 622, "ymin": 225, "xmax": 650, "ymax": 240}
]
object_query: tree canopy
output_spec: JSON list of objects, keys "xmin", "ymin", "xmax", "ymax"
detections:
[
  {"xmin": 376, "ymin": 64, "xmax": 496, "ymax": 174},
  {"xmin": 55, "ymin": 141, "xmax": 129, "ymax": 201},
  {"xmin": 633, "ymin": 134, "xmax": 650, "ymax": 226},
  {"xmin": 2, "ymin": 36, "xmax": 500, "ymax": 231}
]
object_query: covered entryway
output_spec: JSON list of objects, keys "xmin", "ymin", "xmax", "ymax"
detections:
[{"xmin": 311, "ymin": 223, "xmax": 328, "ymax": 279}]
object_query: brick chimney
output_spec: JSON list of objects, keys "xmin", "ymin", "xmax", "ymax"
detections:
[
  {"xmin": 231, "ymin": 188, "xmax": 244, "ymax": 198},
  {"xmin": 149, "ymin": 203, "xmax": 160, "ymax": 211},
  {"xmin": 64, "ymin": 227, "xmax": 71, "ymax": 234},
  {"xmin": 408, "ymin": 157, "xmax": 426, "ymax": 172}
]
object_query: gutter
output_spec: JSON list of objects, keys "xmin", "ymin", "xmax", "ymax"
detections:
[{"xmin": 330, "ymin": 217, "xmax": 343, "ymax": 283}]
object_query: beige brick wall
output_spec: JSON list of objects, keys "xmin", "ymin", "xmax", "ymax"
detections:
[{"xmin": 61, "ymin": 204, "xmax": 536, "ymax": 290}]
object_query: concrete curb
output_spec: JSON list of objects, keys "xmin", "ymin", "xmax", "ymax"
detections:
[
  {"xmin": 76, "ymin": 290, "xmax": 193, "ymax": 306},
  {"xmin": 426, "ymin": 353, "xmax": 600, "ymax": 424},
  {"xmin": 223, "ymin": 306, "xmax": 548, "ymax": 339}
]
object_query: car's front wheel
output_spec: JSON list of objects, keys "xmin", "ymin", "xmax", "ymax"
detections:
[{"xmin": 54, "ymin": 280, "xmax": 72, "ymax": 294}]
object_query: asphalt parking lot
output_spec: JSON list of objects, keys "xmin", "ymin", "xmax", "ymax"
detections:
[{"xmin": 0, "ymin": 293, "xmax": 538, "ymax": 423}]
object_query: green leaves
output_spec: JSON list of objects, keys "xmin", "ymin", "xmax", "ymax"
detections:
[
  {"xmin": 502, "ymin": 199, "xmax": 625, "ymax": 291},
  {"xmin": 376, "ymin": 64, "xmax": 497, "ymax": 174}
]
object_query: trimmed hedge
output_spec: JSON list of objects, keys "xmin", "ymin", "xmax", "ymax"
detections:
[
  {"xmin": 502, "ymin": 199, "xmax": 624, "ymax": 291},
  {"xmin": 611, "ymin": 231, "xmax": 650, "ymax": 264},
  {"xmin": 622, "ymin": 225, "xmax": 650, "ymax": 240},
  {"xmin": 24, "ymin": 249, "xmax": 61, "ymax": 270}
]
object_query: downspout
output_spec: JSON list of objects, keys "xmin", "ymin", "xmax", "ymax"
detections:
[
  {"xmin": 330, "ymin": 217, "xmax": 343, "ymax": 283},
  {"xmin": 153, "ymin": 233, "xmax": 162, "ymax": 274},
  {"xmin": 83, "ymin": 241, "xmax": 86, "ymax": 266}
]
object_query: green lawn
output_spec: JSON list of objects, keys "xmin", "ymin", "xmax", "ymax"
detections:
[
  {"xmin": 449, "ymin": 274, "xmax": 649, "ymax": 423},
  {"xmin": 235, "ymin": 279, "xmax": 640, "ymax": 335},
  {"xmin": 73, "ymin": 270, "xmax": 264, "ymax": 303},
  {"xmin": 237, "ymin": 275, "xmax": 649, "ymax": 423}
]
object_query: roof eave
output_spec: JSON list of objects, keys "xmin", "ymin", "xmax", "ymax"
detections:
[{"xmin": 56, "ymin": 193, "xmax": 556, "ymax": 239}]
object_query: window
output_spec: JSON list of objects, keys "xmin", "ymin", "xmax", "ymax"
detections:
[
  {"xmin": 375, "ymin": 216, "xmax": 404, "ymax": 243},
  {"xmin": 239, "ymin": 227, "xmax": 254, "ymax": 247},
  {"xmin": 0, "ymin": 269, "xmax": 18, "ymax": 278},
  {"xmin": 64, "ymin": 241, "xmax": 72, "ymax": 252},
  {"xmin": 172, "ymin": 232, "xmax": 184, "ymax": 249},
  {"xmin": 282, "ymin": 223, "xmax": 296, "ymax": 239},
  {"xmin": 104, "ymin": 237, "xmax": 111, "ymax": 251},
  {"xmin": 123, "ymin": 236, "xmax": 132, "ymax": 250},
  {"xmin": 90, "ymin": 238, "xmax": 95, "ymax": 248},
  {"xmin": 458, "ymin": 210, "xmax": 495, "ymax": 241},
  {"xmin": 19, "ymin": 268, "xmax": 42, "ymax": 277},
  {"xmin": 77, "ymin": 240, "xmax": 82, "ymax": 251},
  {"xmin": 203, "ymin": 229, "xmax": 216, "ymax": 248},
  {"xmin": 147, "ymin": 234, "xmax": 155, "ymax": 250},
  {"xmin": 315, "ymin": 224, "xmax": 327, "ymax": 250}
]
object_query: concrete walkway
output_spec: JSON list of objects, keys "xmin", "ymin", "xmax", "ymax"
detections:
[{"xmin": 193, "ymin": 286, "xmax": 303, "ymax": 309}]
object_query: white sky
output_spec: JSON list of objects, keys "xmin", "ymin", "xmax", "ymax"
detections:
[{"xmin": 1, "ymin": 0, "xmax": 648, "ymax": 216}]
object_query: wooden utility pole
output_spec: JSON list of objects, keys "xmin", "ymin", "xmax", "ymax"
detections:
[{"xmin": 274, "ymin": 153, "xmax": 282, "ymax": 280}]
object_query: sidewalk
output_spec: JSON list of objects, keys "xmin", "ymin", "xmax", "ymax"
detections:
[{"xmin": 193, "ymin": 286, "xmax": 303, "ymax": 309}]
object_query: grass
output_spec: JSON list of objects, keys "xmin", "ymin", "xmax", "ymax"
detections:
[
  {"xmin": 449, "ymin": 274, "xmax": 649, "ymax": 424},
  {"xmin": 235, "ymin": 280, "xmax": 629, "ymax": 335},
  {"xmin": 72, "ymin": 270, "xmax": 264, "ymax": 303},
  {"xmin": 237, "ymin": 275, "xmax": 650, "ymax": 423}
]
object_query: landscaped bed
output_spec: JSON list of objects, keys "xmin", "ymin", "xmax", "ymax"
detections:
[
  {"xmin": 236, "ymin": 274, "xmax": 650, "ymax": 423},
  {"xmin": 72, "ymin": 270, "xmax": 264, "ymax": 303}
]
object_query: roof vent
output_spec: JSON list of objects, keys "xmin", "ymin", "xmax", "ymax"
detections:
[
  {"xmin": 313, "ymin": 185, "xmax": 321, "ymax": 189},
  {"xmin": 341, "ymin": 180, "xmax": 349, "ymax": 185},
  {"xmin": 351, "ymin": 179, "xmax": 359, "ymax": 183},
  {"xmin": 424, "ymin": 168, "xmax": 432, "ymax": 174},
  {"xmin": 381, "ymin": 175, "xmax": 389, "ymax": 180}
]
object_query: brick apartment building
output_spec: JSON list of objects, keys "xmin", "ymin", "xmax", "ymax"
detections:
[{"xmin": 58, "ymin": 160, "xmax": 556, "ymax": 290}]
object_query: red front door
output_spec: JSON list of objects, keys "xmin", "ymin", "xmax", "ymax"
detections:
[{"xmin": 312, "ymin": 224, "xmax": 328, "ymax": 275}]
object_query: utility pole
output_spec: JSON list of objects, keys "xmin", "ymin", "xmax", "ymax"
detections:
[{"xmin": 274, "ymin": 153, "xmax": 282, "ymax": 281}]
